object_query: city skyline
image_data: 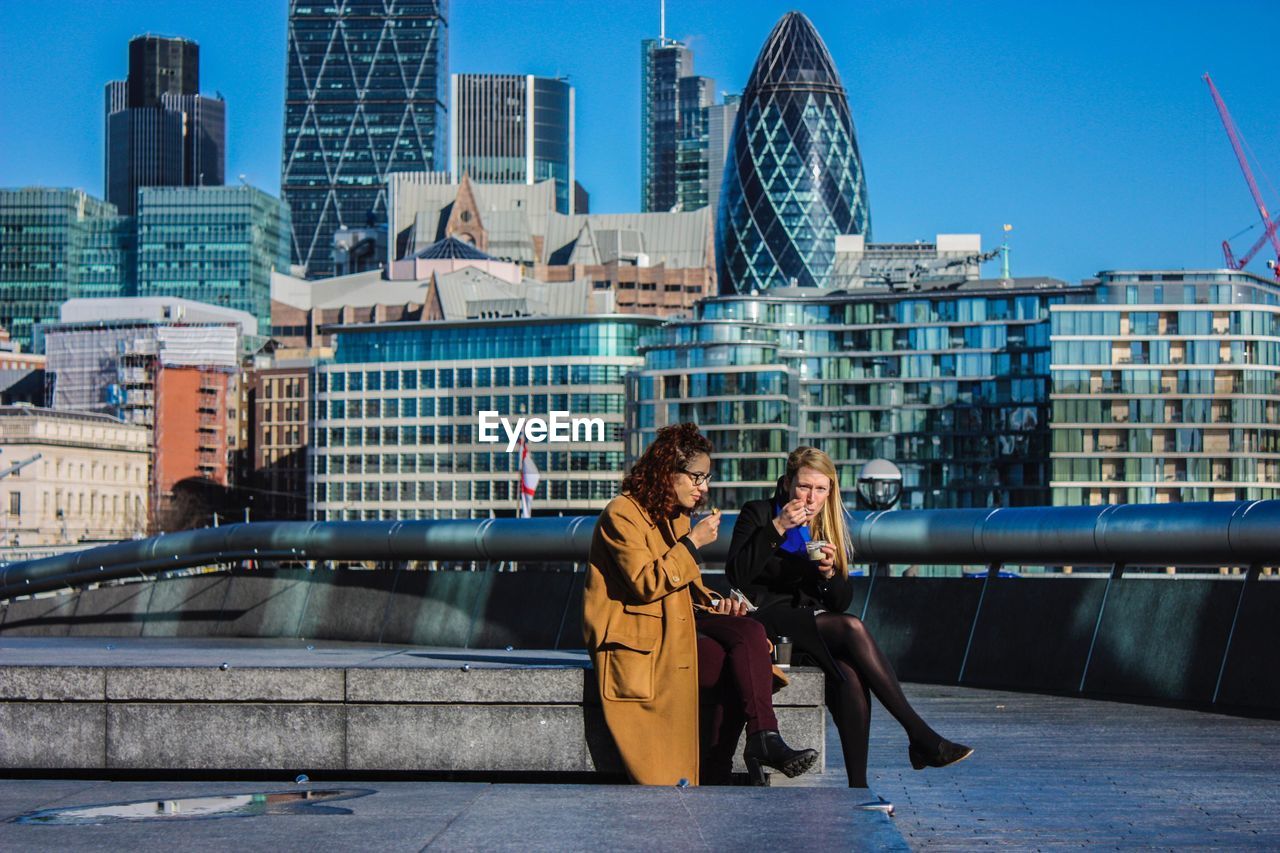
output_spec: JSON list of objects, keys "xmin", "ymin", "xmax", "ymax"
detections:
[{"xmin": 0, "ymin": 1, "xmax": 1277, "ymax": 285}]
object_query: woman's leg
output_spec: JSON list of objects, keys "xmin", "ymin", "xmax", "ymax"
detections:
[
  {"xmin": 695, "ymin": 614, "xmax": 777, "ymax": 735},
  {"xmin": 696, "ymin": 634, "xmax": 743, "ymax": 785},
  {"xmin": 815, "ymin": 612, "xmax": 941, "ymax": 748},
  {"xmin": 825, "ymin": 656, "xmax": 872, "ymax": 787}
]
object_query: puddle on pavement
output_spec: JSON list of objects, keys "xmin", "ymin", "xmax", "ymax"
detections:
[{"xmin": 13, "ymin": 788, "xmax": 374, "ymax": 825}]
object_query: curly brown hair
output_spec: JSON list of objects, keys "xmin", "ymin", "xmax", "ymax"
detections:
[{"xmin": 620, "ymin": 422, "xmax": 712, "ymax": 521}]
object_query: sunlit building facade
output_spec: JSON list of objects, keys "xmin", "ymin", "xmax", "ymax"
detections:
[
  {"xmin": 631, "ymin": 278, "xmax": 1087, "ymax": 511},
  {"xmin": 1050, "ymin": 269, "xmax": 1280, "ymax": 505},
  {"xmin": 310, "ymin": 315, "xmax": 659, "ymax": 520}
]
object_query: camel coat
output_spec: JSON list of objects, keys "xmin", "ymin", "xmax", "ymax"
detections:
[{"xmin": 583, "ymin": 494, "xmax": 717, "ymax": 785}]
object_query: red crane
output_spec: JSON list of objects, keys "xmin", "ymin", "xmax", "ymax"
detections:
[{"xmin": 1203, "ymin": 73, "xmax": 1280, "ymax": 280}]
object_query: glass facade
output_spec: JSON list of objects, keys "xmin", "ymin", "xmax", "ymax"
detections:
[
  {"xmin": 641, "ymin": 38, "xmax": 717, "ymax": 213},
  {"xmin": 281, "ymin": 0, "xmax": 449, "ymax": 279},
  {"xmin": 136, "ymin": 186, "xmax": 291, "ymax": 335},
  {"xmin": 1050, "ymin": 270, "xmax": 1280, "ymax": 505},
  {"xmin": 0, "ymin": 189, "xmax": 133, "ymax": 351},
  {"xmin": 311, "ymin": 316, "xmax": 659, "ymax": 520},
  {"xmin": 716, "ymin": 12, "xmax": 871, "ymax": 293},
  {"xmin": 452, "ymin": 75, "xmax": 574, "ymax": 214},
  {"xmin": 630, "ymin": 281, "xmax": 1086, "ymax": 511}
]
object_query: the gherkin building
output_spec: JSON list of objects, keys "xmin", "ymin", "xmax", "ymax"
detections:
[{"xmin": 716, "ymin": 12, "xmax": 870, "ymax": 293}]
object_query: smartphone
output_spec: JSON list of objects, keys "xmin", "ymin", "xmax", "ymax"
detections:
[{"xmin": 729, "ymin": 588, "xmax": 757, "ymax": 612}]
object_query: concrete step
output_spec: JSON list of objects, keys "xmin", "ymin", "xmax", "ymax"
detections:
[{"xmin": 0, "ymin": 637, "xmax": 825, "ymax": 777}]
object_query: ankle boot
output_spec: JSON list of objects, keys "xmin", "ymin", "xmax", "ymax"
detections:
[
  {"xmin": 908, "ymin": 737, "xmax": 973, "ymax": 770},
  {"xmin": 743, "ymin": 730, "xmax": 818, "ymax": 785}
]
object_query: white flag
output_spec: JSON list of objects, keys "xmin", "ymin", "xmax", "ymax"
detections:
[{"xmin": 518, "ymin": 439, "xmax": 540, "ymax": 518}]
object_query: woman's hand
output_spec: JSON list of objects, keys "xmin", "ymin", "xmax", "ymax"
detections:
[
  {"xmin": 689, "ymin": 511, "xmax": 721, "ymax": 549},
  {"xmin": 814, "ymin": 543, "xmax": 836, "ymax": 580},
  {"xmin": 772, "ymin": 498, "xmax": 811, "ymax": 535},
  {"xmin": 709, "ymin": 596, "xmax": 749, "ymax": 617}
]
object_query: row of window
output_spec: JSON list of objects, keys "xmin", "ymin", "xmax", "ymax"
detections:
[
  {"xmin": 1053, "ymin": 369, "xmax": 1280, "ymax": 395},
  {"xmin": 1052, "ymin": 398, "xmax": 1280, "ymax": 425},
  {"xmin": 320, "ymin": 363, "xmax": 630, "ymax": 393},
  {"xmin": 699, "ymin": 294, "xmax": 1062, "ymax": 327},
  {"xmin": 1052, "ymin": 427, "xmax": 1280, "ymax": 455},
  {"xmin": 1051, "ymin": 457, "xmax": 1280, "ymax": 483},
  {"xmin": 315, "ymin": 422, "xmax": 625, "ymax": 449},
  {"xmin": 312, "ymin": 450, "xmax": 627, "ymax": 476},
  {"xmin": 314, "ymin": 478, "xmax": 618, "ymax": 504},
  {"xmin": 317, "ymin": 393, "xmax": 625, "ymax": 420},
  {"xmin": 1053, "ymin": 309, "xmax": 1280, "ymax": 336}
]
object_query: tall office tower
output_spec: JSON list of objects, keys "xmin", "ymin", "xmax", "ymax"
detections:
[
  {"xmin": 1050, "ymin": 270, "xmax": 1280, "ymax": 505},
  {"xmin": 717, "ymin": 12, "xmax": 871, "ymax": 293},
  {"xmin": 104, "ymin": 35, "xmax": 226, "ymax": 216},
  {"xmin": 451, "ymin": 74, "xmax": 575, "ymax": 214},
  {"xmin": 641, "ymin": 34, "xmax": 716, "ymax": 213},
  {"xmin": 281, "ymin": 0, "xmax": 449, "ymax": 280}
]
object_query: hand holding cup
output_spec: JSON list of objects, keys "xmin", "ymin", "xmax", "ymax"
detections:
[{"xmin": 806, "ymin": 540, "xmax": 836, "ymax": 579}]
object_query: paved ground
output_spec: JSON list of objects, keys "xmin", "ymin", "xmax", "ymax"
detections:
[
  {"xmin": 0, "ymin": 780, "xmax": 904, "ymax": 852},
  {"xmin": 1, "ymin": 635, "xmax": 1277, "ymax": 849},
  {"xmin": 775, "ymin": 683, "xmax": 1280, "ymax": 850}
]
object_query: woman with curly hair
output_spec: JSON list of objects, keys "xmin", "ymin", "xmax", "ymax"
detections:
[
  {"xmin": 583, "ymin": 422, "xmax": 817, "ymax": 785},
  {"xmin": 726, "ymin": 446, "xmax": 972, "ymax": 790}
]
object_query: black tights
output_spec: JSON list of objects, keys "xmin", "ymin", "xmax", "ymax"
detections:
[{"xmin": 815, "ymin": 611, "xmax": 940, "ymax": 788}]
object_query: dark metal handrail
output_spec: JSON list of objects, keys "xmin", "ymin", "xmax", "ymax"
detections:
[{"xmin": 1, "ymin": 500, "xmax": 1277, "ymax": 601}]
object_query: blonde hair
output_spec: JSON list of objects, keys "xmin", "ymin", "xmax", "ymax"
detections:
[{"xmin": 785, "ymin": 446, "xmax": 853, "ymax": 578}]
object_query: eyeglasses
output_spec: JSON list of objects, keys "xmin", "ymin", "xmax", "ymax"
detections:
[{"xmin": 679, "ymin": 469, "xmax": 713, "ymax": 487}]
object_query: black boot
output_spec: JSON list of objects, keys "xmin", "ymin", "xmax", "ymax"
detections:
[
  {"xmin": 908, "ymin": 737, "xmax": 973, "ymax": 770},
  {"xmin": 743, "ymin": 730, "xmax": 818, "ymax": 786}
]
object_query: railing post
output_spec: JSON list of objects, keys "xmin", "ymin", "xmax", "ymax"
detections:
[
  {"xmin": 1212, "ymin": 562, "xmax": 1260, "ymax": 705},
  {"xmin": 958, "ymin": 562, "xmax": 1000, "ymax": 683},
  {"xmin": 1080, "ymin": 562, "xmax": 1124, "ymax": 693}
]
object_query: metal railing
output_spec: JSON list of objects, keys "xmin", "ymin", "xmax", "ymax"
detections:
[{"xmin": 1, "ymin": 500, "xmax": 1277, "ymax": 601}]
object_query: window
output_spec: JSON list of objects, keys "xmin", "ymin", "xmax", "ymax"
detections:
[{"xmin": 7, "ymin": 492, "xmax": 18, "ymax": 517}]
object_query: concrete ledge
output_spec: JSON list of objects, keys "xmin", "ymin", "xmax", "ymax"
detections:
[
  {"xmin": 106, "ymin": 703, "xmax": 346, "ymax": 770},
  {"xmin": 0, "ymin": 666, "xmax": 105, "ymax": 701},
  {"xmin": 106, "ymin": 666, "xmax": 347, "ymax": 702},
  {"xmin": 0, "ymin": 703, "xmax": 106, "ymax": 768},
  {"xmin": 0, "ymin": 639, "xmax": 827, "ymax": 777}
]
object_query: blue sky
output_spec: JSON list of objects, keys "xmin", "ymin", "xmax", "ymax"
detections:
[{"xmin": 1, "ymin": 0, "xmax": 1277, "ymax": 283}]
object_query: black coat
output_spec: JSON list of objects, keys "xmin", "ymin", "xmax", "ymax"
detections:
[{"xmin": 723, "ymin": 498, "xmax": 855, "ymax": 680}]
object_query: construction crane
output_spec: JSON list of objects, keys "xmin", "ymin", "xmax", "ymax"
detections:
[{"xmin": 1203, "ymin": 73, "xmax": 1280, "ymax": 280}]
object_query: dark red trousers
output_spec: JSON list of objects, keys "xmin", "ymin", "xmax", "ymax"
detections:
[{"xmin": 696, "ymin": 612, "xmax": 778, "ymax": 784}]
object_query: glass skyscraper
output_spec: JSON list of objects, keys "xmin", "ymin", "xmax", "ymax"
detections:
[
  {"xmin": 310, "ymin": 316, "xmax": 659, "ymax": 520},
  {"xmin": 1050, "ymin": 270, "xmax": 1280, "ymax": 505},
  {"xmin": 136, "ymin": 186, "xmax": 291, "ymax": 335},
  {"xmin": 641, "ymin": 37, "xmax": 717, "ymax": 213},
  {"xmin": 716, "ymin": 12, "xmax": 871, "ymax": 293},
  {"xmin": 630, "ymin": 278, "xmax": 1087, "ymax": 511},
  {"xmin": 105, "ymin": 35, "xmax": 226, "ymax": 216},
  {"xmin": 450, "ymin": 74, "xmax": 575, "ymax": 214},
  {"xmin": 0, "ymin": 189, "xmax": 133, "ymax": 351},
  {"xmin": 281, "ymin": 0, "xmax": 449, "ymax": 279}
]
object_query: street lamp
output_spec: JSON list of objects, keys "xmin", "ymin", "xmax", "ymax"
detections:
[{"xmin": 856, "ymin": 458, "xmax": 903, "ymax": 511}]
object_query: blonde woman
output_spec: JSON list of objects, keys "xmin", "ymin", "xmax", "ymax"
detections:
[{"xmin": 725, "ymin": 446, "xmax": 972, "ymax": 789}]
